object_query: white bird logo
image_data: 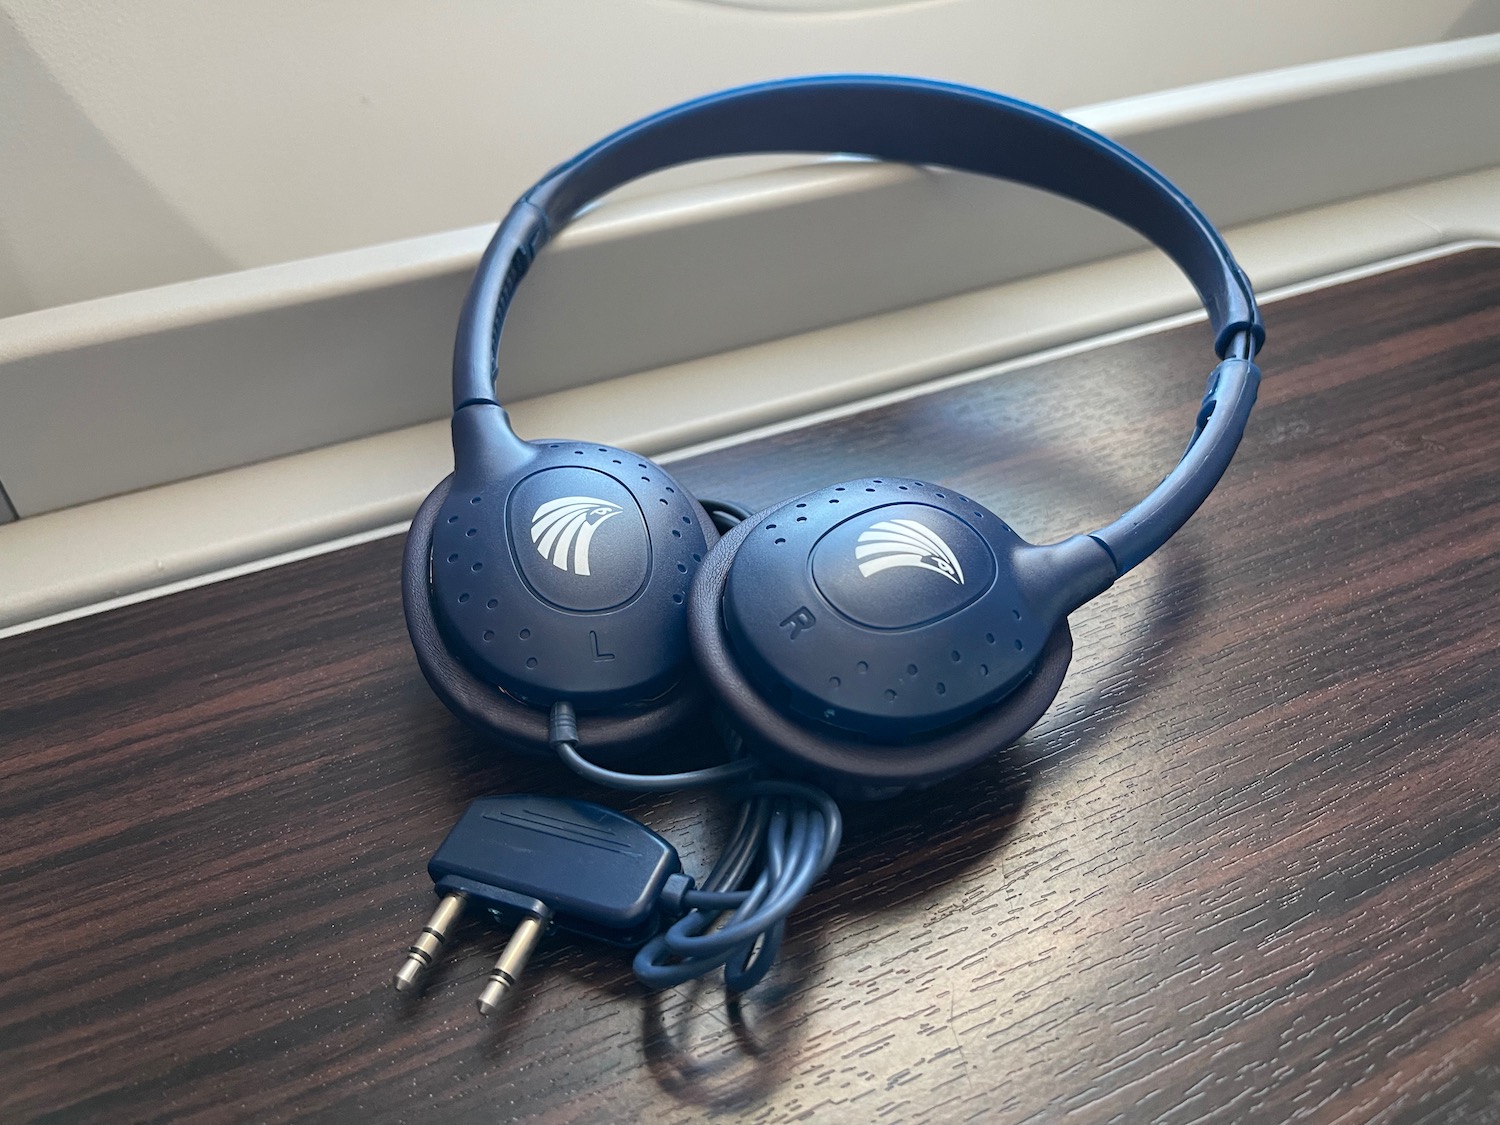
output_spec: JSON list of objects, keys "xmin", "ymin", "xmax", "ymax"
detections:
[
  {"xmin": 855, "ymin": 519, "xmax": 964, "ymax": 585},
  {"xmin": 530, "ymin": 496, "xmax": 623, "ymax": 576}
]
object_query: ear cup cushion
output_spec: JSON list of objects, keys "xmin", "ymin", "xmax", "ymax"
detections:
[
  {"xmin": 404, "ymin": 475, "xmax": 719, "ymax": 765},
  {"xmin": 688, "ymin": 511, "xmax": 1073, "ymax": 798}
]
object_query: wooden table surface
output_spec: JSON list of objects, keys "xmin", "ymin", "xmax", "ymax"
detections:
[{"xmin": 3, "ymin": 250, "xmax": 1498, "ymax": 1124}]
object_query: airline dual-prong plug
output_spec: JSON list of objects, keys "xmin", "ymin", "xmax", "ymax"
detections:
[{"xmin": 393, "ymin": 794, "xmax": 684, "ymax": 1020}]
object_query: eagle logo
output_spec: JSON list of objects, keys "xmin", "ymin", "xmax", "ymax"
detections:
[
  {"xmin": 530, "ymin": 496, "xmax": 623, "ymax": 576},
  {"xmin": 854, "ymin": 519, "xmax": 964, "ymax": 585}
]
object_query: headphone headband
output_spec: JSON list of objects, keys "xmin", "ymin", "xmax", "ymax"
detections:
[
  {"xmin": 454, "ymin": 75, "xmax": 1262, "ymax": 410},
  {"xmin": 451, "ymin": 75, "xmax": 1263, "ymax": 576}
]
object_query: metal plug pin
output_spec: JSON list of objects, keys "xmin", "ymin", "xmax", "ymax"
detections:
[
  {"xmin": 476, "ymin": 913, "xmax": 548, "ymax": 1017},
  {"xmin": 394, "ymin": 893, "xmax": 466, "ymax": 993}
]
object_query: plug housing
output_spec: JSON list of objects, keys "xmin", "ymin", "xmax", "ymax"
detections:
[
  {"xmin": 395, "ymin": 794, "xmax": 686, "ymax": 1016},
  {"xmin": 430, "ymin": 795, "xmax": 681, "ymax": 946}
]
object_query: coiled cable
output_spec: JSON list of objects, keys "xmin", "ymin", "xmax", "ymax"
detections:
[
  {"xmin": 548, "ymin": 494, "xmax": 841, "ymax": 992},
  {"xmin": 548, "ymin": 720, "xmax": 841, "ymax": 992}
]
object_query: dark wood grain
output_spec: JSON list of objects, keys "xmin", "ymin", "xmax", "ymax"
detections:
[{"xmin": 3, "ymin": 250, "xmax": 1499, "ymax": 1124}]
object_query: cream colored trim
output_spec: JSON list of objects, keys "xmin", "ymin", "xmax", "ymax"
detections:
[
  {"xmin": 4, "ymin": 36, "xmax": 1500, "ymax": 517},
  {"xmin": 3, "ymin": 167, "xmax": 1496, "ymax": 636},
  {"xmin": 0, "ymin": 522, "xmax": 411, "ymax": 640},
  {"xmin": 1078, "ymin": 33, "xmax": 1500, "ymax": 134},
  {"xmin": 0, "ymin": 423, "xmax": 447, "ymax": 636},
  {"xmin": 670, "ymin": 238, "xmax": 1500, "ymax": 462},
  {"xmin": 6, "ymin": 1, "xmax": 1484, "ymax": 311}
]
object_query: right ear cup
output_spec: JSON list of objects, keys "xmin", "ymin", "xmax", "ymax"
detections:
[{"xmin": 687, "ymin": 479, "xmax": 1088, "ymax": 799}]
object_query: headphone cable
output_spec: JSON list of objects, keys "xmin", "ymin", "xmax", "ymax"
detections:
[{"xmin": 548, "ymin": 702, "xmax": 842, "ymax": 991}]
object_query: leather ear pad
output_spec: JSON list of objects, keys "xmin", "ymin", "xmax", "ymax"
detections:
[
  {"xmin": 688, "ymin": 510, "xmax": 1073, "ymax": 799},
  {"xmin": 404, "ymin": 475, "xmax": 719, "ymax": 765}
]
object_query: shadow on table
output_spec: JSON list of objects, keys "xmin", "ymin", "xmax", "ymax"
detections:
[{"xmin": 427, "ymin": 439, "xmax": 1211, "ymax": 1111}]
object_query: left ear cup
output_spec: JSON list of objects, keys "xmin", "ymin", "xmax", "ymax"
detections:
[
  {"xmin": 686, "ymin": 485, "xmax": 1076, "ymax": 800},
  {"xmin": 404, "ymin": 473, "xmax": 721, "ymax": 764},
  {"xmin": 431, "ymin": 432, "xmax": 715, "ymax": 711}
]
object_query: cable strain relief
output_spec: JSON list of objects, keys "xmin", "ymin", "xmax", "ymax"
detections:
[
  {"xmin": 659, "ymin": 872, "xmax": 696, "ymax": 917},
  {"xmin": 548, "ymin": 701, "xmax": 579, "ymax": 750}
]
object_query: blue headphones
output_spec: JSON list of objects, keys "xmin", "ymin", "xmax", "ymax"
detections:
[{"xmin": 402, "ymin": 75, "xmax": 1263, "ymax": 799}]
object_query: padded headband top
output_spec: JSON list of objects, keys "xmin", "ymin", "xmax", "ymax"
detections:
[{"xmin": 449, "ymin": 75, "xmax": 1264, "ymax": 576}]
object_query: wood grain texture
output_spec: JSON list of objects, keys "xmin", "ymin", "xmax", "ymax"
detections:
[{"xmin": 2, "ymin": 250, "xmax": 1498, "ymax": 1124}]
